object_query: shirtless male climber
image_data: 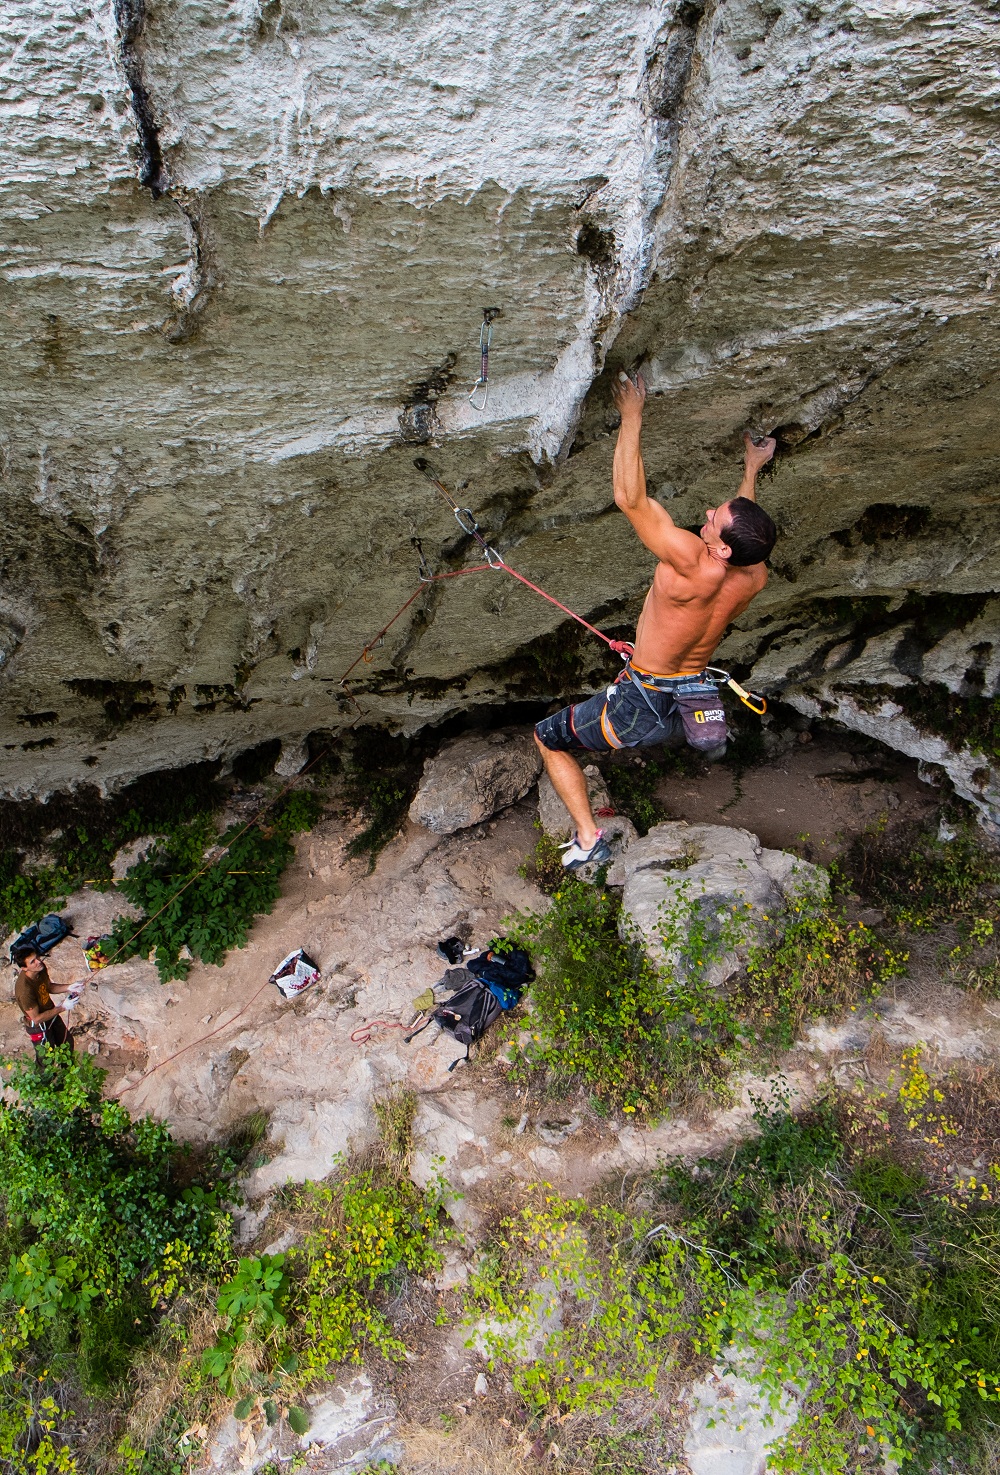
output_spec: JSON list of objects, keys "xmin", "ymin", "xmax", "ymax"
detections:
[{"xmin": 534, "ymin": 371, "xmax": 777, "ymax": 870}]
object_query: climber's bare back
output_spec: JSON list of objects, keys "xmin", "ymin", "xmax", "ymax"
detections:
[
  {"xmin": 631, "ymin": 555, "xmax": 766, "ymax": 675},
  {"xmin": 610, "ymin": 373, "xmax": 775, "ymax": 674}
]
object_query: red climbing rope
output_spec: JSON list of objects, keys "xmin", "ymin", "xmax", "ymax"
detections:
[
  {"xmin": 118, "ymin": 979, "xmax": 274, "ymax": 1094},
  {"xmin": 350, "ymin": 1018, "xmax": 411, "ymax": 1045},
  {"xmin": 336, "ymin": 462, "xmax": 635, "ymax": 702},
  {"xmin": 498, "ymin": 563, "xmax": 633, "ymax": 657},
  {"xmin": 337, "ymin": 564, "xmax": 492, "ymax": 687}
]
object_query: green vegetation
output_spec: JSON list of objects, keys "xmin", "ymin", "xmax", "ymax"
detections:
[
  {"xmin": 0, "ymin": 765, "xmax": 228, "ymax": 936},
  {"xmin": 0, "ymin": 1063, "xmax": 446, "ymax": 1475},
  {"xmin": 0, "ymin": 1053, "xmax": 230, "ymax": 1470},
  {"xmin": 108, "ymin": 790, "xmax": 322, "ymax": 982},
  {"xmin": 844, "ymin": 815, "xmax": 1000, "ymax": 994},
  {"xmin": 507, "ymin": 877, "xmax": 904, "ymax": 1115},
  {"xmin": 0, "ymin": 766, "xmax": 323, "ymax": 988},
  {"xmin": 604, "ymin": 755, "xmax": 671, "ymax": 834},
  {"xmin": 469, "ymin": 1072, "xmax": 1000, "ymax": 1472},
  {"xmin": 845, "ymin": 816, "xmax": 1000, "ymax": 931}
]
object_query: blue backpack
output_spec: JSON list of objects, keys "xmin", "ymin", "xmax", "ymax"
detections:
[
  {"xmin": 466, "ymin": 944, "xmax": 534, "ymax": 1011},
  {"xmin": 9, "ymin": 913, "xmax": 72, "ymax": 965}
]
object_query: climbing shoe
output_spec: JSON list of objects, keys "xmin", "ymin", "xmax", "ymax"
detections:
[{"xmin": 559, "ymin": 830, "xmax": 611, "ymax": 870}]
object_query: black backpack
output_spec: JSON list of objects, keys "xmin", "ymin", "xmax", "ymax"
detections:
[
  {"xmin": 410, "ymin": 951, "xmax": 532, "ymax": 1071},
  {"xmin": 9, "ymin": 913, "xmax": 72, "ymax": 965},
  {"xmin": 433, "ymin": 979, "xmax": 504, "ymax": 1055}
]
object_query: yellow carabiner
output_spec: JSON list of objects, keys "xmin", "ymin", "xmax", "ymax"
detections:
[{"xmin": 727, "ymin": 678, "xmax": 767, "ymax": 716}]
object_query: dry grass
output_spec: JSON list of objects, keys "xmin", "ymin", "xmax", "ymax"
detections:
[
  {"xmin": 122, "ymin": 1293, "xmax": 227, "ymax": 1443},
  {"xmin": 399, "ymin": 1413, "xmax": 526, "ymax": 1474},
  {"xmin": 863, "ymin": 1022, "xmax": 892, "ymax": 1071},
  {"xmin": 398, "ymin": 1395, "xmax": 691, "ymax": 1475}
]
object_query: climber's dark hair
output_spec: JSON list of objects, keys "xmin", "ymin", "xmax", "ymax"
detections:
[{"xmin": 721, "ymin": 497, "xmax": 777, "ymax": 566}]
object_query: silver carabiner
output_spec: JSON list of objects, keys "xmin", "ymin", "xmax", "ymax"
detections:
[
  {"xmin": 454, "ymin": 507, "xmax": 480, "ymax": 536},
  {"xmin": 484, "ymin": 544, "xmax": 505, "ymax": 570},
  {"xmin": 468, "ymin": 318, "xmax": 493, "ymax": 410}
]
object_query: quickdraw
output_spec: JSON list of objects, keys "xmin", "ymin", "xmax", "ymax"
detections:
[
  {"xmin": 469, "ymin": 307, "xmax": 501, "ymax": 411},
  {"xmin": 704, "ymin": 666, "xmax": 768, "ymax": 715}
]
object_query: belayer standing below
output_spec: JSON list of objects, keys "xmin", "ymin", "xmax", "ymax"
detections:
[
  {"xmin": 534, "ymin": 371, "xmax": 777, "ymax": 870},
  {"xmin": 13, "ymin": 945, "xmax": 76, "ymax": 1058}
]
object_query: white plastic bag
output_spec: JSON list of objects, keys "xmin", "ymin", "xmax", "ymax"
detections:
[{"xmin": 269, "ymin": 948, "xmax": 320, "ymax": 999}]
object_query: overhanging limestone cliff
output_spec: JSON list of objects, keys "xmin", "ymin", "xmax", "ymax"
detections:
[{"xmin": 2, "ymin": 0, "xmax": 999, "ymax": 808}]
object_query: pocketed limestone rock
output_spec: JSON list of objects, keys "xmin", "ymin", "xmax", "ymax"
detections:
[
  {"xmin": 410, "ymin": 728, "xmax": 542, "ymax": 834},
  {"xmin": 617, "ymin": 822, "xmax": 827, "ymax": 986}
]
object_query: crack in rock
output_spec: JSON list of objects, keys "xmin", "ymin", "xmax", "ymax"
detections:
[
  {"xmin": 163, "ymin": 196, "xmax": 220, "ymax": 344},
  {"xmin": 112, "ymin": 0, "xmax": 168, "ymax": 197}
]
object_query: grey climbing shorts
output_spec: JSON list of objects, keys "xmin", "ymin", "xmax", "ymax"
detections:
[{"xmin": 535, "ymin": 665, "xmax": 727, "ymax": 754}]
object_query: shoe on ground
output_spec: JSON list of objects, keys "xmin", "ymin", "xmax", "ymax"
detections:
[{"xmin": 559, "ymin": 830, "xmax": 611, "ymax": 870}]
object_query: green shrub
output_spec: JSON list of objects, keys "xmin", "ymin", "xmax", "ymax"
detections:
[
  {"xmin": 198, "ymin": 1099, "xmax": 447, "ymax": 1413},
  {"xmin": 0, "ymin": 1054, "xmax": 232, "ymax": 1471},
  {"xmin": 507, "ymin": 875, "xmax": 903, "ymax": 1114},
  {"xmin": 289, "ymin": 1165, "xmax": 445, "ymax": 1375},
  {"xmin": 845, "ymin": 818, "xmax": 1000, "ymax": 930},
  {"xmin": 0, "ymin": 1055, "xmax": 230, "ymax": 1342},
  {"xmin": 468, "ymin": 1190, "xmax": 689, "ymax": 1414},
  {"xmin": 507, "ymin": 878, "xmax": 745, "ymax": 1114},
  {"xmin": 0, "ymin": 766, "xmax": 229, "ymax": 936},
  {"xmin": 470, "ymin": 1088, "xmax": 1000, "ymax": 1474},
  {"xmin": 109, "ymin": 791, "xmax": 322, "ymax": 981},
  {"xmin": 737, "ymin": 903, "xmax": 908, "ymax": 1048},
  {"xmin": 658, "ymin": 1088, "xmax": 1000, "ymax": 1471}
]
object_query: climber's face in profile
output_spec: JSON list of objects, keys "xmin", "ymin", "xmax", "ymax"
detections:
[{"xmin": 700, "ymin": 500, "xmax": 735, "ymax": 554}]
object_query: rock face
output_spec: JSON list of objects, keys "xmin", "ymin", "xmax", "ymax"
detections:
[
  {"xmin": 202, "ymin": 1372, "xmax": 399, "ymax": 1474},
  {"xmin": 409, "ymin": 728, "xmax": 542, "ymax": 834},
  {"xmin": 3, "ymin": 3, "xmax": 1000, "ymax": 799},
  {"xmin": 616, "ymin": 822, "xmax": 826, "ymax": 984},
  {"xmin": 749, "ymin": 601, "xmax": 1000, "ymax": 830}
]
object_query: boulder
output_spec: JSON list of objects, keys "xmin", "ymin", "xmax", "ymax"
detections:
[
  {"xmin": 274, "ymin": 736, "xmax": 310, "ymax": 777},
  {"xmin": 537, "ymin": 764, "xmax": 611, "ymax": 840},
  {"xmin": 616, "ymin": 822, "xmax": 827, "ymax": 986},
  {"xmin": 202, "ymin": 1372, "xmax": 399, "ymax": 1473},
  {"xmin": 111, "ymin": 835, "xmax": 167, "ymax": 881},
  {"xmin": 409, "ymin": 728, "xmax": 542, "ymax": 834},
  {"xmin": 685, "ymin": 1366, "xmax": 797, "ymax": 1475}
]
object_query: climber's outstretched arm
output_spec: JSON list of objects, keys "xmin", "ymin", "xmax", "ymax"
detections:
[{"xmin": 611, "ymin": 372, "xmax": 704, "ymax": 573}]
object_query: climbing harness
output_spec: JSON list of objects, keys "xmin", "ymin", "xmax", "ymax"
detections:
[{"xmin": 468, "ymin": 307, "xmax": 501, "ymax": 411}]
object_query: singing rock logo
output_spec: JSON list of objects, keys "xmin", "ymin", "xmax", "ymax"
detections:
[{"xmin": 694, "ymin": 708, "xmax": 725, "ymax": 723}]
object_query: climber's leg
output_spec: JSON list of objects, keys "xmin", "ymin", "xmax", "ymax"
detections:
[{"xmin": 533, "ymin": 733, "xmax": 600, "ymax": 851}]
